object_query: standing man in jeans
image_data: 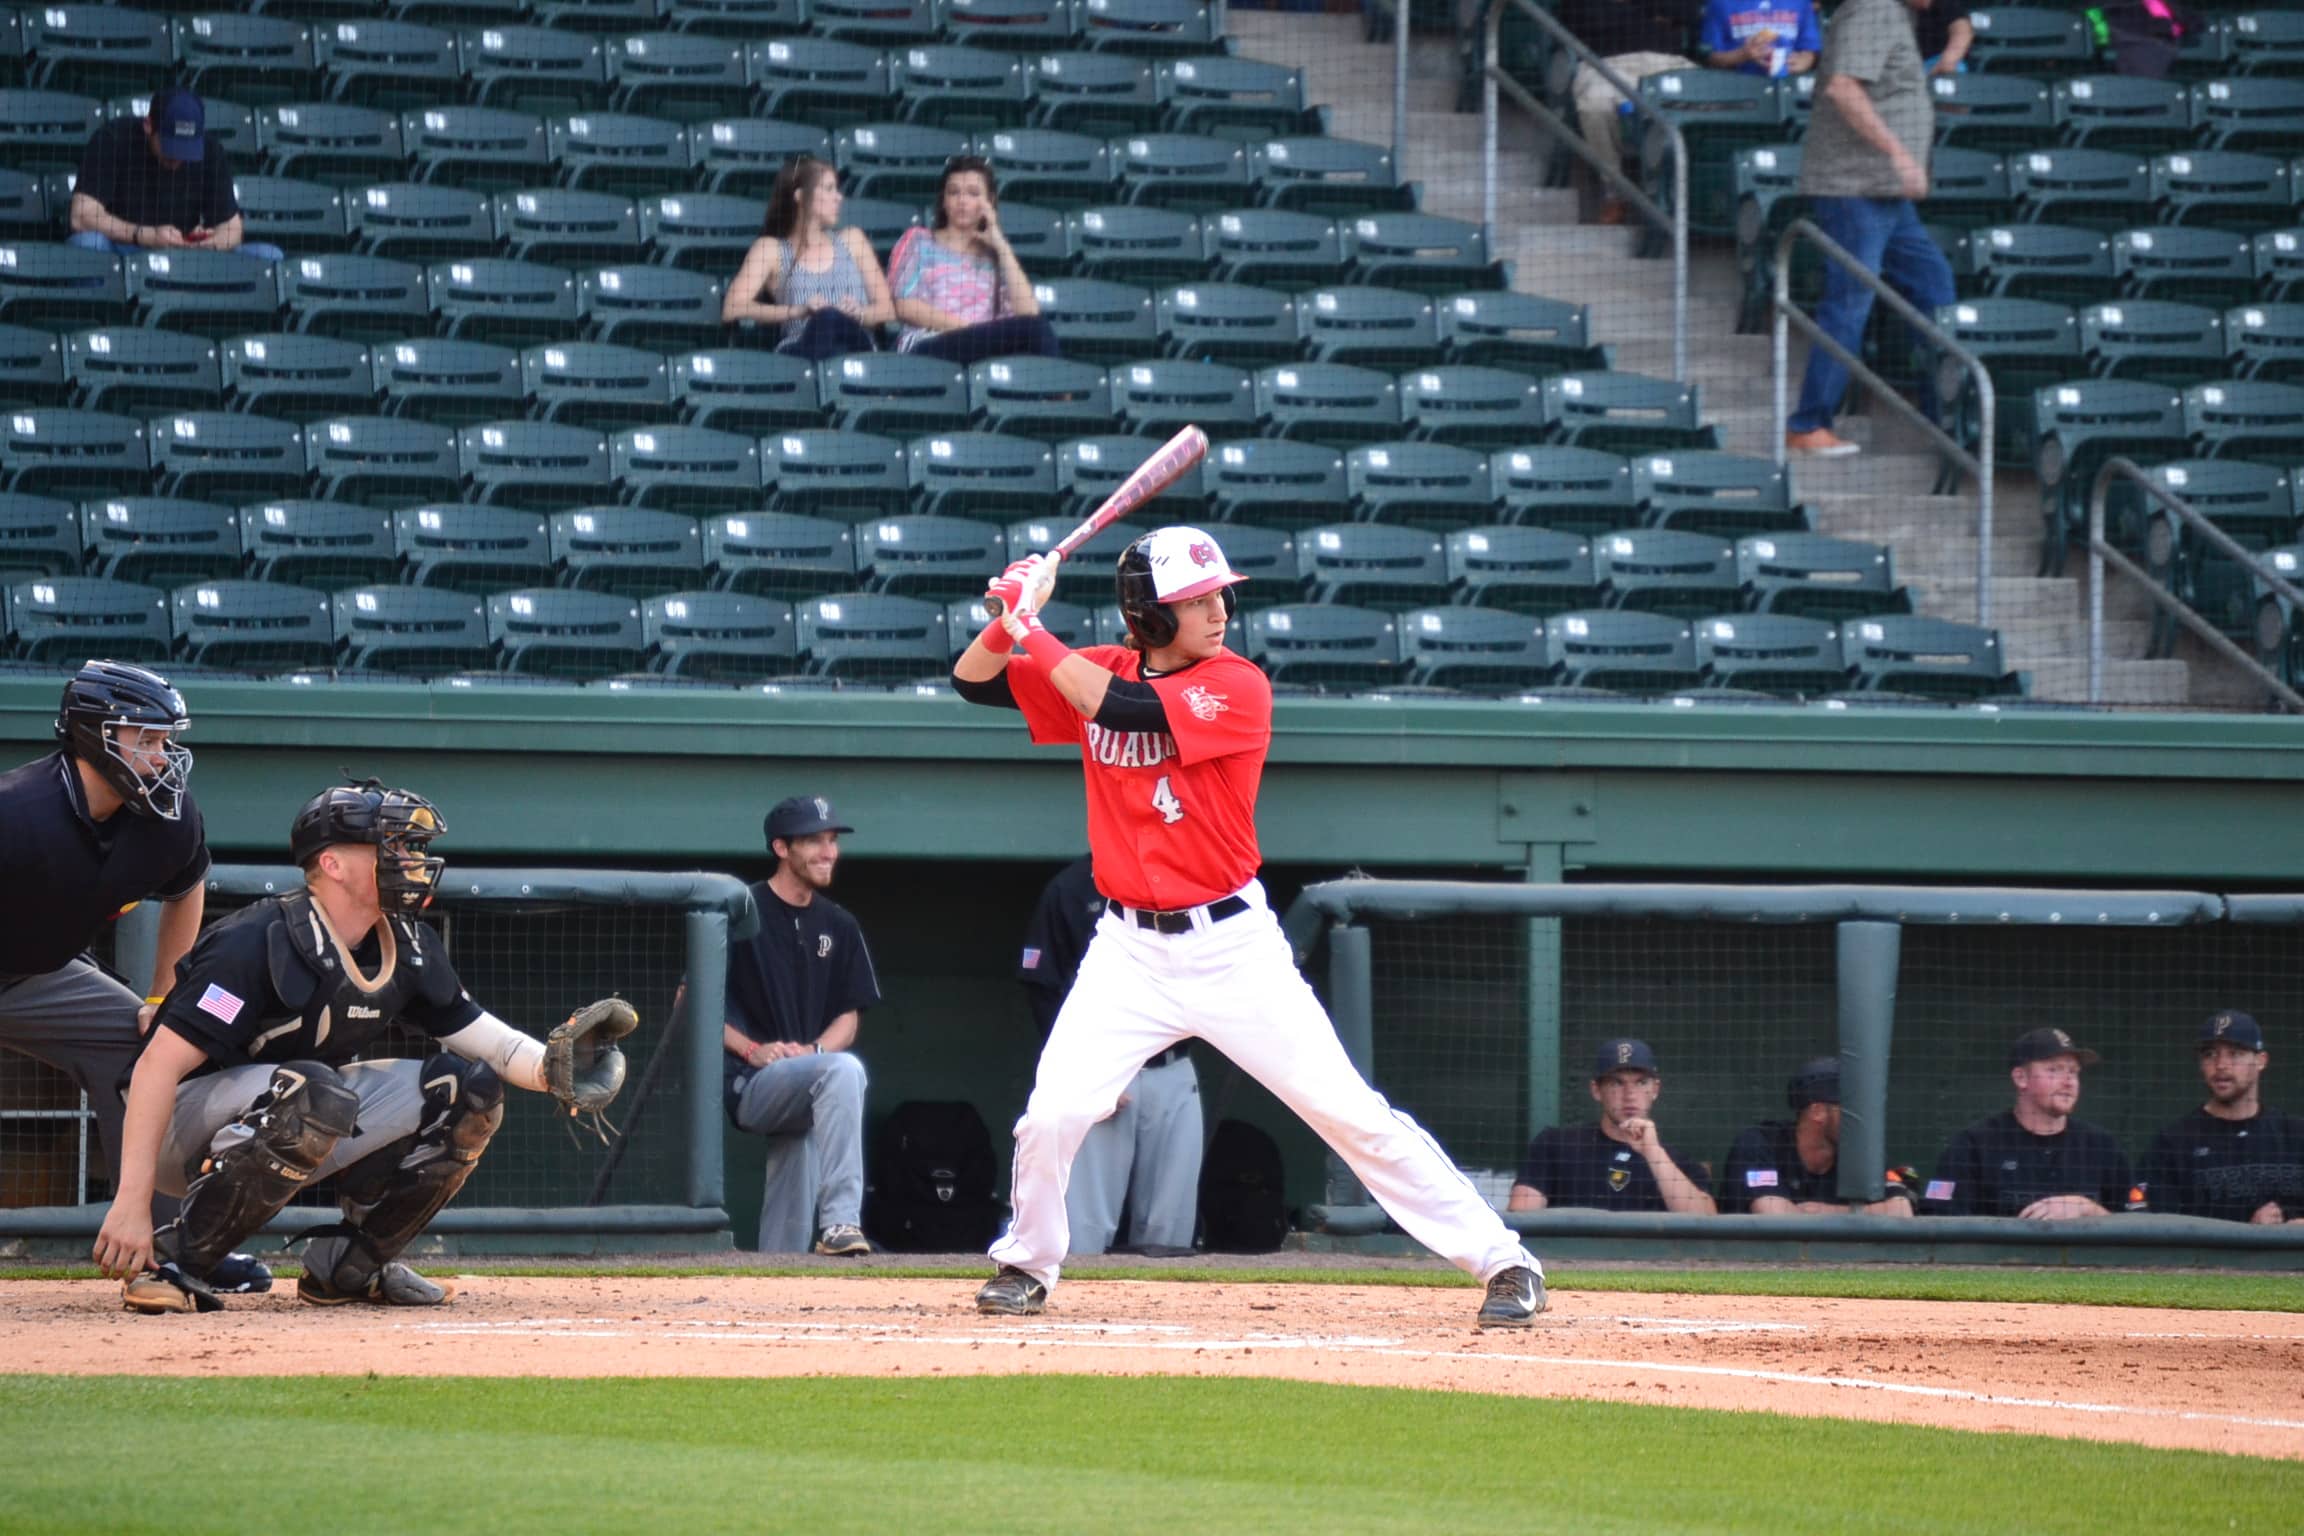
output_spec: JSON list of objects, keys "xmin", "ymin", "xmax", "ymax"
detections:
[{"xmin": 1784, "ymin": 0, "xmax": 1954, "ymax": 459}]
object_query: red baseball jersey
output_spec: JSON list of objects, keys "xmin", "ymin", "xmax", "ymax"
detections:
[{"xmin": 1006, "ymin": 645, "xmax": 1271, "ymax": 910}]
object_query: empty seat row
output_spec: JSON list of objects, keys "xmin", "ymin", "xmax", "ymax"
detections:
[{"xmin": 1931, "ymin": 72, "xmax": 2304, "ymax": 155}]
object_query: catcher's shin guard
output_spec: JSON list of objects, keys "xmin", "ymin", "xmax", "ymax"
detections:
[
  {"xmin": 156, "ymin": 1061, "xmax": 360, "ymax": 1277},
  {"xmin": 304, "ymin": 1054, "xmax": 502, "ymax": 1296}
]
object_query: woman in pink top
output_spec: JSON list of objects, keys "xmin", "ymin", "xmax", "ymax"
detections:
[{"xmin": 887, "ymin": 156, "xmax": 1061, "ymax": 364}]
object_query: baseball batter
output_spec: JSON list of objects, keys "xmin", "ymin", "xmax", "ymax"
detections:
[{"xmin": 951, "ymin": 527, "xmax": 1545, "ymax": 1327}]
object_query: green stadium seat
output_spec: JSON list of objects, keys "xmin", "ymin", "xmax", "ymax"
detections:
[
  {"xmin": 1401, "ymin": 365, "xmax": 1549, "ymax": 451},
  {"xmin": 1489, "ymin": 445, "xmax": 1638, "ymax": 534},
  {"xmin": 307, "ymin": 413, "xmax": 463, "ymax": 505},
  {"xmin": 2190, "ymin": 76, "xmax": 2304, "ymax": 153},
  {"xmin": 1594, "ymin": 528, "xmax": 1739, "ymax": 617},
  {"xmin": 1964, "ymin": 8, "xmax": 2094, "ymax": 74},
  {"xmin": 1076, "ymin": 0, "xmax": 1219, "ymax": 57},
  {"xmin": 766, "ymin": 428, "xmax": 911, "ymax": 517},
  {"xmin": 0, "ymin": 242, "xmax": 122, "ymax": 333},
  {"xmin": 819, "ymin": 351, "xmax": 971, "ymax": 437},
  {"xmin": 687, "ymin": 119, "xmax": 827, "ymax": 206},
  {"xmin": 486, "ymin": 586, "xmax": 648, "ymax": 677},
  {"xmin": 1735, "ymin": 532, "xmax": 1910, "ymax": 620},
  {"xmin": 2079, "ymin": 299, "xmax": 2231, "ymax": 386},
  {"xmin": 1160, "ymin": 55, "xmax": 1316, "ymax": 143},
  {"xmin": 892, "ymin": 44, "xmax": 1032, "ymax": 131},
  {"xmin": 1542, "ymin": 370, "xmax": 1714, "ymax": 454},
  {"xmin": 638, "ymin": 192, "xmax": 766, "ymax": 272},
  {"xmin": 834, "ymin": 121, "xmax": 973, "ymax": 203},
  {"xmin": 1920, "ymin": 146, "xmax": 2017, "ymax": 233},
  {"xmin": 1397, "ymin": 604, "xmax": 1551, "ymax": 692},
  {"xmin": 0, "ymin": 323, "xmax": 64, "ymax": 412},
  {"xmin": 1240, "ymin": 602, "xmax": 1401, "ymax": 688},
  {"xmin": 1255, "ymin": 135, "xmax": 1414, "ymax": 218},
  {"xmin": 550, "ymin": 505, "xmax": 707, "ymax": 594},
  {"xmin": 256, "ymin": 102, "xmax": 408, "ymax": 188},
  {"xmin": 79, "ymin": 497, "xmax": 242, "ymax": 584},
  {"xmin": 532, "ymin": 0, "xmax": 672, "ymax": 34},
  {"xmin": 493, "ymin": 188, "xmax": 645, "ymax": 267},
  {"xmin": 241, "ymin": 499, "xmax": 396, "ymax": 586},
  {"xmin": 2033, "ymin": 377, "xmax": 2189, "ymax": 567},
  {"xmin": 232, "ymin": 174, "xmax": 354, "ymax": 254},
  {"xmin": 278, "ymin": 252, "xmax": 431, "ymax": 342},
  {"xmin": 556, "ymin": 111, "xmax": 698, "ymax": 198},
  {"xmin": 2111, "ymin": 224, "xmax": 2259, "ymax": 307},
  {"xmin": 1634, "ymin": 69, "xmax": 1786, "ymax": 237},
  {"xmin": 394, "ymin": 502, "xmax": 554, "ymax": 589},
  {"xmin": 0, "ymin": 169, "xmax": 47, "ymax": 237},
  {"xmin": 1546, "ymin": 609, "xmax": 1701, "ymax": 693},
  {"xmin": 1116, "ymin": 132, "xmax": 1254, "ymax": 213},
  {"xmin": 174, "ymin": 16, "xmax": 319, "ymax": 110},
  {"xmin": 611, "ymin": 423, "xmax": 764, "ymax": 512},
  {"xmin": 2254, "ymin": 227, "xmax": 2304, "ymax": 302},
  {"xmin": 64, "ymin": 329, "xmax": 224, "ymax": 416},
  {"xmin": 810, "ymin": 0, "xmax": 938, "ymax": 46},
  {"xmin": 1632, "ymin": 449, "xmax": 1809, "ymax": 538},
  {"xmin": 795, "ymin": 590, "xmax": 947, "ymax": 681},
  {"xmin": 2123, "ymin": 458, "xmax": 2298, "ymax": 647},
  {"xmin": 318, "ymin": 21, "xmax": 464, "ymax": 113},
  {"xmin": 2185, "ymin": 377, "xmax": 2304, "ymax": 464},
  {"xmin": 1204, "ymin": 208, "xmax": 1349, "ymax": 290},
  {"xmin": 4, "ymin": 409, "xmax": 150, "ymax": 500},
  {"xmin": 171, "ymin": 577, "xmax": 334, "ymax": 670},
  {"xmin": 1693, "ymin": 612, "xmax": 1847, "ymax": 698},
  {"xmin": 1058, "ymin": 433, "xmax": 1201, "ymax": 515},
  {"xmin": 1297, "ymin": 286, "xmax": 1441, "ymax": 371},
  {"xmin": 1730, "ymin": 144, "xmax": 1805, "ymax": 331},
  {"xmin": 2052, "ymin": 75, "xmax": 2190, "ymax": 152},
  {"xmin": 1841, "ymin": 614, "xmax": 2018, "ymax": 698},
  {"xmin": 1930, "ymin": 72, "xmax": 2056, "ymax": 152},
  {"xmin": 522, "ymin": 340, "xmax": 674, "ymax": 431},
  {"xmin": 428, "ymin": 257, "xmax": 581, "ymax": 349},
  {"xmin": 2228, "ymin": 303, "xmax": 2304, "ymax": 383},
  {"xmin": 332, "ymin": 584, "xmax": 492, "ymax": 674},
  {"xmin": 462, "ymin": 26, "xmax": 613, "ymax": 118},
  {"xmin": 673, "ymin": 347, "xmax": 815, "ymax": 433},
  {"xmin": 704, "ymin": 509, "xmax": 855, "ymax": 595},
  {"xmin": 1027, "ymin": 278, "xmax": 1151, "ymax": 362},
  {"xmin": 2006, "ymin": 147, "xmax": 2155, "ymax": 232},
  {"xmin": 966, "ymin": 355, "xmax": 1107, "ymax": 440},
  {"xmin": 1202, "ymin": 520, "xmax": 1294, "ymax": 598},
  {"xmin": 837, "ymin": 194, "xmax": 926, "ymax": 256},
  {"xmin": 1255, "ymin": 361, "xmax": 1398, "ymax": 447},
  {"xmin": 1437, "ymin": 290, "xmax": 1605, "ymax": 376},
  {"xmin": 1345, "ymin": 440, "xmax": 1491, "ymax": 529},
  {"xmin": 943, "ymin": 593, "xmax": 1090, "ymax": 653},
  {"xmin": 579, "ymin": 263, "xmax": 725, "ymax": 352},
  {"xmin": 979, "ymin": 198, "xmax": 1073, "ymax": 272},
  {"xmin": 607, "ymin": 32, "xmax": 754, "ymax": 124},
  {"xmin": 942, "ymin": 0, "xmax": 1077, "ymax": 52},
  {"xmin": 1156, "ymin": 282, "xmax": 1299, "ymax": 365},
  {"xmin": 2152, "ymin": 149, "xmax": 2294, "ymax": 232},
  {"xmin": 0, "ymin": 88, "xmax": 103, "ymax": 175},
  {"xmin": 222, "ymin": 332, "xmax": 377, "ymax": 422},
  {"xmin": 459, "ymin": 419, "xmax": 614, "ymax": 509},
  {"xmin": 124, "ymin": 251, "xmax": 283, "ymax": 340},
  {"xmin": 369, "ymin": 336, "xmax": 523, "ymax": 427},
  {"xmin": 1111, "ymin": 357, "xmax": 1255, "ymax": 437},
  {"xmin": 1071, "ymin": 205, "xmax": 1204, "ymax": 286},
  {"xmin": 7, "ymin": 574, "xmax": 171, "ymax": 661},
  {"xmin": 1294, "ymin": 522, "xmax": 1448, "ymax": 607},
  {"xmin": 1445, "ymin": 524, "xmax": 1600, "ymax": 616},
  {"xmin": 1347, "ymin": 213, "xmax": 1505, "ymax": 293},
  {"xmin": 1203, "ymin": 437, "xmax": 1344, "ymax": 531},
  {"xmin": 0, "ymin": 12, "xmax": 21, "ymax": 91},
  {"xmin": 23, "ymin": 7, "xmax": 173, "ymax": 101},
  {"xmin": 855, "ymin": 511, "xmax": 1005, "ymax": 597},
  {"xmin": 401, "ymin": 107, "xmax": 551, "ymax": 194},
  {"xmin": 645, "ymin": 589, "xmax": 799, "ymax": 679},
  {"xmin": 907, "ymin": 431, "xmax": 1057, "ymax": 519},
  {"xmin": 748, "ymin": 38, "xmax": 895, "ymax": 132},
  {"xmin": 975, "ymin": 127, "xmax": 1114, "ymax": 209},
  {"xmin": 392, "ymin": 0, "xmax": 530, "ymax": 22},
  {"xmin": 2230, "ymin": 11, "xmax": 2304, "ymax": 77},
  {"xmin": 0, "ymin": 493, "xmax": 85, "ymax": 580}
]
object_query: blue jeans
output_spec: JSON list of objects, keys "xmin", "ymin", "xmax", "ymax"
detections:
[
  {"xmin": 68, "ymin": 229, "xmax": 285, "ymax": 263},
  {"xmin": 910, "ymin": 315, "xmax": 1061, "ymax": 365},
  {"xmin": 1790, "ymin": 195, "xmax": 1957, "ymax": 434}
]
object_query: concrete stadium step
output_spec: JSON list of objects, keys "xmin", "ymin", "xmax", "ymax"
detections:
[{"xmin": 2026, "ymin": 657, "xmax": 2193, "ymax": 705}]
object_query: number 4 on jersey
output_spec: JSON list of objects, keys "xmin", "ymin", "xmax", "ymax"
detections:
[{"xmin": 1151, "ymin": 775, "xmax": 1184, "ymax": 824}]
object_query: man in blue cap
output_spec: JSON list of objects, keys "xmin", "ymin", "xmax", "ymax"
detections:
[
  {"xmin": 67, "ymin": 87, "xmax": 282, "ymax": 262},
  {"xmin": 1507, "ymin": 1038, "xmax": 1716, "ymax": 1213},
  {"xmin": 2141, "ymin": 1011, "xmax": 2304, "ymax": 1224}
]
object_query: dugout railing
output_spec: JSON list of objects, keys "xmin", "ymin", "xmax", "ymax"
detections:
[
  {"xmin": 0, "ymin": 865, "xmax": 756, "ymax": 1255},
  {"xmin": 1283, "ymin": 878, "xmax": 2304, "ymax": 1265}
]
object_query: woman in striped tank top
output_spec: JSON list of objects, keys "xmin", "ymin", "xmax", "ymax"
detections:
[{"xmin": 722, "ymin": 155, "xmax": 896, "ymax": 360}]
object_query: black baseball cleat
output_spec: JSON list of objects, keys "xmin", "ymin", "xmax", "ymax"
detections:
[
  {"xmin": 1475, "ymin": 1266, "xmax": 1546, "ymax": 1330},
  {"xmin": 207, "ymin": 1252, "xmax": 273, "ymax": 1294},
  {"xmin": 975, "ymin": 1266, "xmax": 1048, "ymax": 1316}
]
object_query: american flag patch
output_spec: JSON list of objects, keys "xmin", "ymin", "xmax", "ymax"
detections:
[
  {"xmin": 1925, "ymin": 1179, "xmax": 1955, "ymax": 1201},
  {"xmin": 1020, "ymin": 947, "xmax": 1043, "ymax": 970},
  {"xmin": 196, "ymin": 983, "xmax": 244, "ymax": 1024},
  {"xmin": 1744, "ymin": 1169, "xmax": 1779, "ymax": 1188}
]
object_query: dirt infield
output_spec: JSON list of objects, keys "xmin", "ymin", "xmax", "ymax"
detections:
[{"xmin": 6, "ymin": 1275, "xmax": 2300, "ymax": 1459}]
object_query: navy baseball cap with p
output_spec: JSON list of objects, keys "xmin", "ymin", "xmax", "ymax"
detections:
[
  {"xmin": 148, "ymin": 87, "xmax": 207, "ymax": 163},
  {"xmin": 2199, "ymin": 1009, "xmax": 2267, "ymax": 1054},
  {"xmin": 2009, "ymin": 1027, "xmax": 2101, "ymax": 1068},
  {"xmin": 1592, "ymin": 1038, "xmax": 1659, "ymax": 1078},
  {"xmin": 764, "ymin": 794, "xmax": 852, "ymax": 848}
]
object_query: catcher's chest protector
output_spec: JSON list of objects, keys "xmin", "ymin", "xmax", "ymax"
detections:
[{"xmin": 256, "ymin": 893, "xmax": 444, "ymax": 1065}]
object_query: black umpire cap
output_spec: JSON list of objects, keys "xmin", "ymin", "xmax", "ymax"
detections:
[
  {"xmin": 765, "ymin": 794, "xmax": 853, "ymax": 848},
  {"xmin": 2199, "ymin": 1010, "xmax": 2267, "ymax": 1053},
  {"xmin": 1787, "ymin": 1056, "xmax": 1841, "ymax": 1112}
]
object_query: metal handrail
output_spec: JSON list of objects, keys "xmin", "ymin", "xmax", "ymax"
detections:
[
  {"xmin": 2086, "ymin": 456, "xmax": 2304, "ymax": 712},
  {"xmin": 1361, "ymin": 0, "xmax": 1412, "ymax": 165},
  {"xmin": 1772, "ymin": 217, "xmax": 1996, "ymax": 624},
  {"xmin": 1481, "ymin": 0, "xmax": 1688, "ymax": 382}
]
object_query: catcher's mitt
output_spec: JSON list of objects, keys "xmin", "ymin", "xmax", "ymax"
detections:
[{"xmin": 547, "ymin": 997, "xmax": 638, "ymax": 1145}]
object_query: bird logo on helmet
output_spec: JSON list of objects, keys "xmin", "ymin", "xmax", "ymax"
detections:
[
  {"xmin": 1114, "ymin": 526, "xmax": 1248, "ymax": 649},
  {"xmin": 54, "ymin": 659, "xmax": 193, "ymax": 821},
  {"xmin": 289, "ymin": 778, "xmax": 449, "ymax": 913}
]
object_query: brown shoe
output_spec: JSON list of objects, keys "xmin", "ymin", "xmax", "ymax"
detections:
[
  {"xmin": 1785, "ymin": 428, "xmax": 1861, "ymax": 458},
  {"xmin": 1596, "ymin": 197, "xmax": 1630, "ymax": 226}
]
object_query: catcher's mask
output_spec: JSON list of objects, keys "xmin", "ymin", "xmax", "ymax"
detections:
[
  {"xmin": 54, "ymin": 659, "xmax": 193, "ymax": 821},
  {"xmin": 1115, "ymin": 526, "xmax": 1245, "ymax": 648},
  {"xmin": 291, "ymin": 779, "xmax": 448, "ymax": 912}
]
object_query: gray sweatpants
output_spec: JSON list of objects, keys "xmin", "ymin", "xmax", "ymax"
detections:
[
  {"xmin": 1065, "ymin": 1054, "xmax": 1202, "ymax": 1255},
  {"xmin": 0, "ymin": 958, "xmax": 143, "ymax": 1180},
  {"xmin": 730, "ymin": 1051, "xmax": 866, "ymax": 1252}
]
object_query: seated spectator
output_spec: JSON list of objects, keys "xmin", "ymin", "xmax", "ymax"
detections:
[
  {"xmin": 68, "ymin": 88, "xmax": 281, "ymax": 264},
  {"xmin": 2142, "ymin": 1011, "xmax": 2304, "ymax": 1224},
  {"xmin": 1701, "ymin": 0, "xmax": 1820, "ymax": 77},
  {"xmin": 1717, "ymin": 1056, "xmax": 1917, "ymax": 1216},
  {"xmin": 722, "ymin": 155, "xmax": 896, "ymax": 360},
  {"xmin": 1923, "ymin": 1028, "xmax": 2143, "ymax": 1219},
  {"xmin": 1508, "ymin": 1039, "xmax": 1716, "ymax": 1213},
  {"xmin": 887, "ymin": 155, "xmax": 1060, "ymax": 364},
  {"xmin": 1555, "ymin": 0, "xmax": 1702, "ymax": 225},
  {"xmin": 1914, "ymin": 0, "xmax": 1975, "ymax": 75}
]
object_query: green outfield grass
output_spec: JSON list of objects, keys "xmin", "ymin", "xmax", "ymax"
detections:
[{"xmin": 0, "ymin": 1376, "xmax": 2292, "ymax": 1536}]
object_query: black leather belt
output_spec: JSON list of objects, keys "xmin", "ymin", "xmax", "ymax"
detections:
[
  {"xmin": 1145, "ymin": 1043, "xmax": 1191, "ymax": 1069},
  {"xmin": 1107, "ymin": 894, "xmax": 1249, "ymax": 934}
]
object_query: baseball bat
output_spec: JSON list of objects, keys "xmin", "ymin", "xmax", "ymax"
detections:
[{"xmin": 982, "ymin": 423, "xmax": 1209, "ymax": 619}]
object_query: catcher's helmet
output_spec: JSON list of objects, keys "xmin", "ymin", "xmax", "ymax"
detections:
[
  {"xmin": 54, "ymin": 659, "xmax": 192, "ymax": 821},
  {"xmin": 290, "ymin": 779, "xmax": 447, "ymax": 912},
  {"xmin": 1115, "ymin": 526, "xmax": 1246, "ymax": 648}
]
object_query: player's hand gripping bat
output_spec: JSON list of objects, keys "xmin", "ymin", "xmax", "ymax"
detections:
[{"xmin": 982, "ymin": 424, "xmax": 1209, "ymax": 619}]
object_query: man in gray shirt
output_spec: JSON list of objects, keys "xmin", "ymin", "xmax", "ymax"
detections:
[{"xmin": 1785, "ymin": 0, "xmax": 1956, "ymax": 458}]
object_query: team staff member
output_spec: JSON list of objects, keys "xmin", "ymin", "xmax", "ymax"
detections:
[
  {"xmin": 1922, "ymin": 1028, "xmax": 2142, "ymax": 1219},
  {"xmin": 68, "ymin": 87, "xmax": 281, "ymax": 262},
  {"xmin": 714, "ymin": 795, "xmax": 878, "ymax": 1256},
  {"xmin": 2141, "ymin": 1011, "xmax": 2304, "ymax": 1223},
  {"xmin": 1717, "ymin": 1056, "xmax": 1918, "ymax": 1216},
  {"xmin": 1019, "ymin": 854, "xmax": 1201, "ymax": 1256},
  {"xmin": 953, "ymin": 528, "xmax": 1546, "ymax": 1328},
  {"xmin": 1509, "ymin": 1039, "xmax": 1717, "ymax": 1214}
]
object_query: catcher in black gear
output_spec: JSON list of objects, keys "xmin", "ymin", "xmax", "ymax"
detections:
[{"xmin": 92, "ymin": 779, "xmax": 635, "ymax": 1314}]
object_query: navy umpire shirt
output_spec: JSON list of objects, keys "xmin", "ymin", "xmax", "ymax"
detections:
[
  {"xmin": 2141, "ymin": 1107, "xmax": 2304, "ymax": 1221},
  {"xmin": 720, "ymin": 882, "xmax": 881, "ymax": 1103},
  {"xmin": 0, "ymin": 750, "xmax": 208, "ymax": 977}
]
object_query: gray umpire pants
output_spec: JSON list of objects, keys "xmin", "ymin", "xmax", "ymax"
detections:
[
  {"xmin": 731, "ymin": 1051, "xmax": 866, "ymax": 1252},
  {"xmin": 0, "ymin": 958, "xmax": 144, "ymax": 1180},
  {"xmin": 1065, "ymin": 1053, "xmax": 1202, "ymax": 1255}
]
